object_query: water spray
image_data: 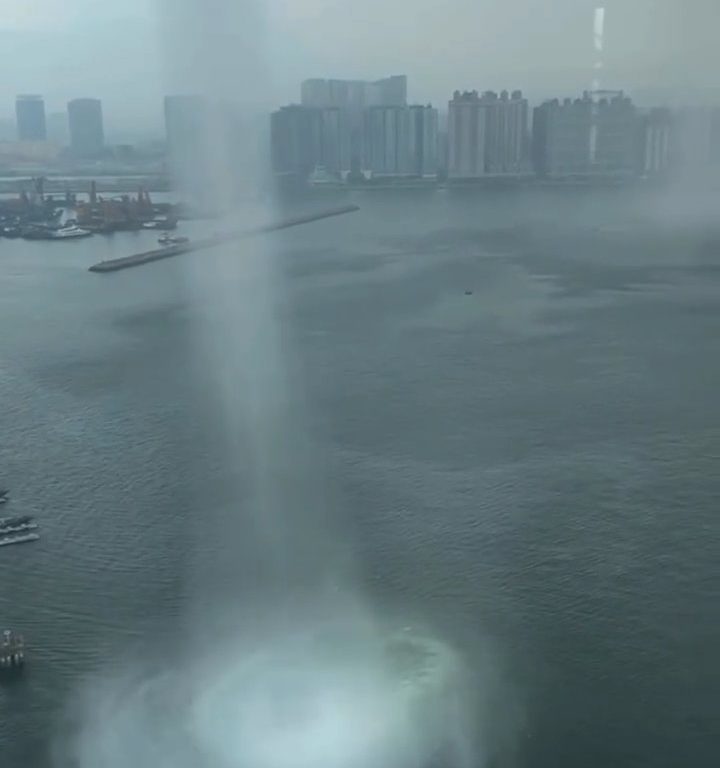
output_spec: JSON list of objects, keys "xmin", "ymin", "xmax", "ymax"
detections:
[{"xmin": 62, "ymin": 2, "xmax": 483, "ymax": 766}]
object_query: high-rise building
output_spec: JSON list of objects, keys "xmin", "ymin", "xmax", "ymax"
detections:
[
  {"xmin": 270, "ymin": 105, "xmax": 348, "ymax": 177},
  {"xmin": 437, "ymin": 130, "xmax": 449, "ymax": 177},
  {"xmin": 318, "ymin": 107, "xmax": 353, "ymax": 173},
  {"xmin": 672, "ymin": 106, "xmax": 720, "ymax": 176},
  {"xmin": 301, "ymin": 76, "xmax": 407, "ymax": 110},
  {"xmin": 364, "ymin": 106, "xmax": 409, "ymax": 175},
  {"xmin": 532, "ymin": 96, "xmax": 593, "ymax": 176},
  {"xmin": 408, "ymin": 105, "xmax": 439, "ymax": 176},
  {"xmin": 533, "ymin": 92, "xmax": 638, "ymax": 177},
  {"xmin": 301, "ymin": 76, "xmax": 407, "ymax": 173},
  {"xmin": 363, "ymin": 105, "xmax": 438, "ymax": 176},
  {"xmin": 636, "ymin": 108, "xmax": 673, "ymax": 177},
  {"xmin": 16, "ymin": 95, "xmax": 46, "ymax": 141},
  {"xmin": 447, "ymin": 91, "xmax": 487, "ymax": 179},
  {"xmin": 367, "ymin": 76, "xmax": 407, "ymax": 108},
  {"xmin": 301, "ymin": 75, "xmax": 407, "ymax": 180},
  {"xmin": 480, "ymin": 90, "xmax": 529, "ymax": 174},
  {"xmin": 68, "ymin": 98, "xmax": 104, "ymax": 156},
  {"xmin": 592, "ymin": 93, "xmax": 636, "ymax": 174}
]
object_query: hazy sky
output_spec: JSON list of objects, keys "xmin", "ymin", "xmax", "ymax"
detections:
[{"xmin": 0, "ymin": 0, "xmax": 717, "ymax": 137}]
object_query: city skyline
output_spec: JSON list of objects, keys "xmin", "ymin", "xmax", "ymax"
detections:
[
  {"xmin": 0, "ymin": 0, "xmax": 718, "ymax": 136},
  {"xmin": 3, "ymin": 80, "xmax": 720, "ymax": 149}
]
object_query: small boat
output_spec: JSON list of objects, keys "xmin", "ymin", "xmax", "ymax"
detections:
[
  {"xmin": 0, "ymin": 497, "xmax": 7, "ymax": 505},
  {"xmin": 143, "ymin": 219, "xmax": 177, "ymax": 230},
  {"xmin": 158, "ymin": 234, "xmax": 189, "ymax": 246},
  {"xmin": 464, "ymin": 290, "xmax": 473, "ymax": 296},
  {"xmin": 0, "ymin": 630, "xmax": 25, "ymax": 669},
  {"xmin": 0, "ymin": 533, "xmax": 39, "ymax": 547}
]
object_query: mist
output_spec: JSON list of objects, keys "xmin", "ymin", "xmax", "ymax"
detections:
[{"xmin": 56, "ymin": 2, "xmax": 481, "ymax": 767}]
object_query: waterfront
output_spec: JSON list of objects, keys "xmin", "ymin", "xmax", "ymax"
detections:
[{"xmin": 0, "ymin": 188, "xmax": 717, "ymax": 768}]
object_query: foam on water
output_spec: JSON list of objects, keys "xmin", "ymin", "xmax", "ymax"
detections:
[{"xmin": 69, "ymin": 621, "xmax": 476, "ymax": 768}]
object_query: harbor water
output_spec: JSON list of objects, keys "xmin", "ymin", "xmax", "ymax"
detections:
[{"xmin": 0, "ymin": 188, "xmax": 717, "ymax": 768}]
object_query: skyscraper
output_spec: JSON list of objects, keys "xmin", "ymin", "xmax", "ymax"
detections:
[
  {"xmin": 319, "ymin": 107, "xmax": 352, "ymax": 173},
  {"xmin": 363, "ymin": 105, "xmax": 438, "ymax": 177},
  {"xmin": 672, "ymin": 106, "xmax": 720, "ymax": 177},
  {"xmin": 301, "ymin": 76, "xmax": 407, "ymax": 171},
  {"xmin": 533, "ymin": 92, "xmax": 638, "ymax": 177},
  {"xmin": 16, "ymin": 95, "xmax": 47, "ymax": 141},
  {"xmin": 364, "ymin": 106, "xmax": 409, "ymax": 175},
  {"xmin": 447, "ymin": 91, "xmax": 487, "ymax": 179},
  {"xmin": 366, "ymin": 76, "xmax": 407, "ymax": 108},
  {"xmin": 532, "ymin": 97, "xmax": 593, "ymax": 177},
  {"xmin": 481, "ymin": 90, "xmax": 529, "ymax": 174},
  {"xmin": 407, "ymin": 105, "xmax": 438, "ymax": 176},
  {"xmin": 271, "ymin": 103, "xmax": 355, "ymax": 178},
  {"xmin": 636, "ymin": 108, "xmax": 673, "ymax": 177},
  {"xmin": 68, "ymin": 98, "xmax": 104, "ymax": 156},
  {"xmin": 300, "ymin": 76, "xmax": 407, "ymax": 110},
  {"xmin": 593, "ymin": 93, "xmax": 636, "ymax": 174}
]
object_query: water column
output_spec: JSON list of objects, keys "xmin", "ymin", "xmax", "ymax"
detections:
[{"xmin": 65, "ymin": 3, "xmax": 482, "ymax": 766}]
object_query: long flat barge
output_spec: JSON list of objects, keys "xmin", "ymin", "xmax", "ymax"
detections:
[{"xmin": 88, "ymin": 205, "xmax": 360, "ymax": 273}]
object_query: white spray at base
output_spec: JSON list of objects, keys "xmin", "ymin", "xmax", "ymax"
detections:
[
  {"xmin": 63, "ymin": 2, "xmax": 480, "ymax": 766},
  {"xmin": 70, "ymin": 619, "xmax": 477, "ymax": 768}
]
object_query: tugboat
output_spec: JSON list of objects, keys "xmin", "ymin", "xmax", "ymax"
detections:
[{"xmin": 0, "ymin": 630, "xmax": 25, "ymax": 669}]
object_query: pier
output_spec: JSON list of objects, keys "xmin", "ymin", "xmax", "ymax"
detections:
[{"xmin": 88, "ymin": 205, "xmax": 360, "ymax": 273}]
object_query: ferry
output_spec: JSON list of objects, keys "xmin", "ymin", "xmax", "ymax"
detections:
[{"xmin": 49, "ymin": 224, "xmax": 92, "ymax": 240}]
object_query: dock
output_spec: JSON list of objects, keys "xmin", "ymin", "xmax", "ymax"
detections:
[{"xmin": 88, "ymin": 204, "xmax": 360, "ymax": 273}]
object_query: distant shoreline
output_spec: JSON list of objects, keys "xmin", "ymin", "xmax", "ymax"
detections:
[
  {"xmin": 304, "ymin": 175, "xmax": 669, "ymax": 192},
  {"xmin": 0, "ymin": 174, "xmax": 170, "ymax": 195}
]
